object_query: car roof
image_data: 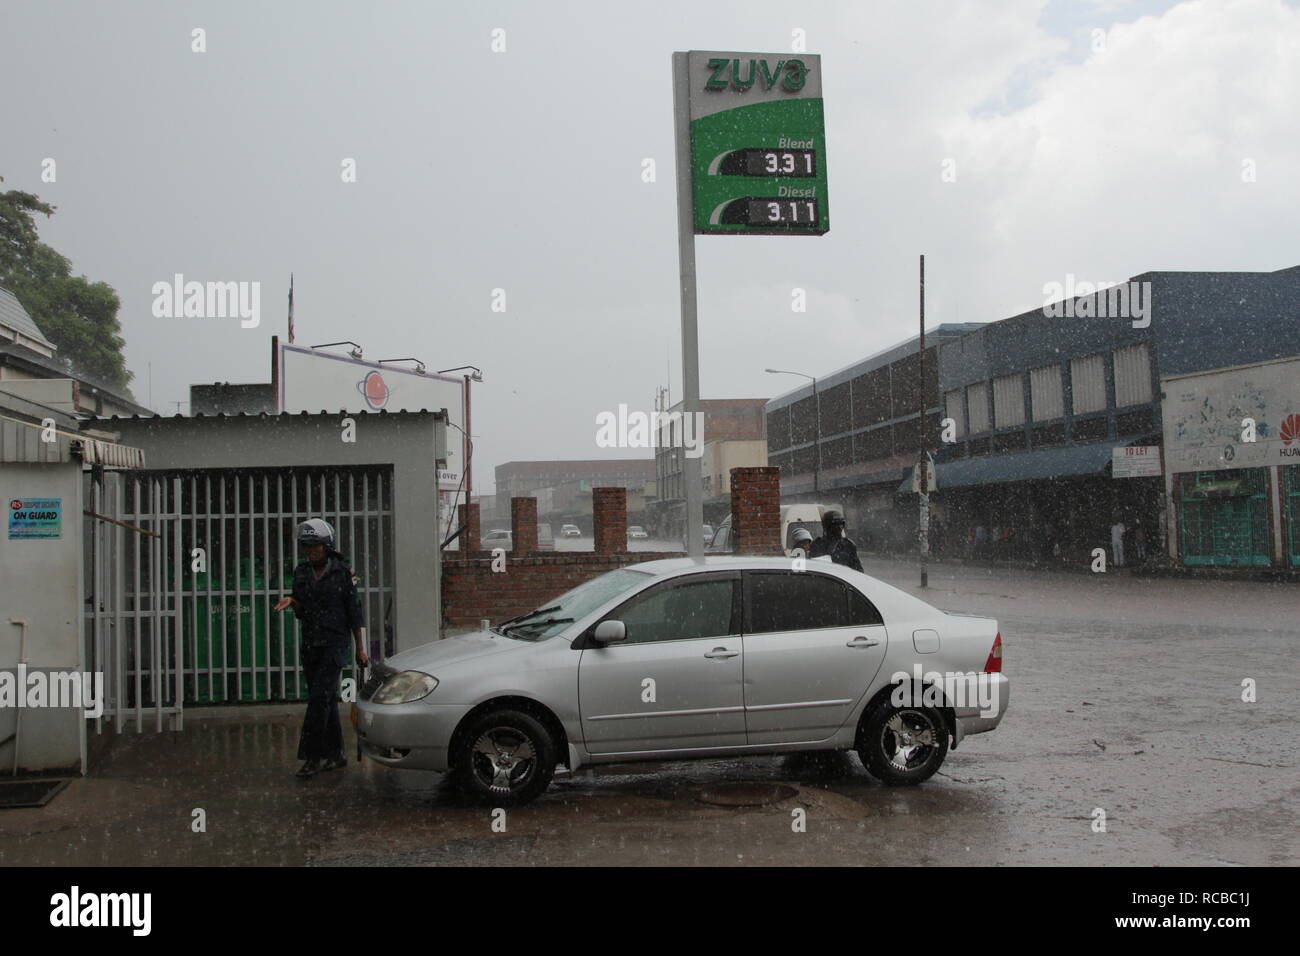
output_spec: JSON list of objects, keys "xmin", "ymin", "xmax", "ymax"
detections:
[{"xmin": 622, "ymin": 555, "xmax": 941, "ymax": 618}]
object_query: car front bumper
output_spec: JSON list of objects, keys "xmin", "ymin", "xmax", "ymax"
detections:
[{"xmin": 354, "ymin": 699, "xmax": 472, "ymax": 772}]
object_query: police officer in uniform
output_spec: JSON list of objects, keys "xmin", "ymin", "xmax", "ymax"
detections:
[
  {"xmin": 809, "ymin": 508, "xmax": 863, "ymax": 572},
  {"xmin": 274, "ymin": 519, "xmax": 368, "ymax": 778}
]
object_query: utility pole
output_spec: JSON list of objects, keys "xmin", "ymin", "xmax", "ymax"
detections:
[
  {"xmin": 918, "ymin": 254, "xmax": 929, "ymax": 588},
  {"xmin": 812, "ymin": 377, "xmax": 821, "ymax": 497}
]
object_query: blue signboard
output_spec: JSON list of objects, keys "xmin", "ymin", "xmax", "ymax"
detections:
[{"xmin": 8, "ymin": 498, "xmax": 62, "ymax": 539}]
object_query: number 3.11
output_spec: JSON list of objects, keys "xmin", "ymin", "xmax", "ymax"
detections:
[{"xmin": 767, "ymin": 201, "xmax": 815, "ymax": 222}]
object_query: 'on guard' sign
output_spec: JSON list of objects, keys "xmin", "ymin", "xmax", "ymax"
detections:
[{"xmin": 8, "ymin": 497, "xmax": 62, "ymax": 538}]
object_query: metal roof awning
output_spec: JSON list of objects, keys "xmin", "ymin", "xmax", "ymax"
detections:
[
  {"xmin": 77, "ymin": 438, "xmax": 146, "ymax": 469},
  {"xmin": 903, "ymin": 442, "xmax": 1117, "ymax": 492}
]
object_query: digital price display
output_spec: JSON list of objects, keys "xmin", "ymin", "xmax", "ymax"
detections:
[
  {"xmin": 686, "ymin": 52, "xmax": 828, "ymax": 236},
  {"xmin": 713, "ymin": 198, "xmax": 821, "ymax": 228},
  {"xmin": 713, "ymin": 148, "xmax": 817, "ymax": 177}
]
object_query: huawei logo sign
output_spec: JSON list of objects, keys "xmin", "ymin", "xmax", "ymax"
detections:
[{"xmin": 1282, "ymin": 413, "xmax": 1300, "ymax": 446}]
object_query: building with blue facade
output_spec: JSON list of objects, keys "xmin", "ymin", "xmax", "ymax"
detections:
[{"xmin": 766, "ymin": 264, "xmax": 1300, "ymax": 569}]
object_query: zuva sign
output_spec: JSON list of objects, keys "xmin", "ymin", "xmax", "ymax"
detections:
[{"xmin": 704, "ymin": 57, "xmax": 810, "ymax": 92}]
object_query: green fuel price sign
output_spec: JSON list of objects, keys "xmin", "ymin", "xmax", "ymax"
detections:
[{"xmin": 684, "ymin": 51, "xmax": 828, "ymax": 236}]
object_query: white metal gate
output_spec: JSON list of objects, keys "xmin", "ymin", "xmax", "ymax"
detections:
[
  {"xmin": 84, "ymin": 470, "xmax": 184, "ymax": 733},
  {"xmin": 85, "ymin": 466, "xmax": 395, "ymax": 724}
]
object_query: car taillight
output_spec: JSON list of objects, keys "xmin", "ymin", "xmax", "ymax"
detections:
[{"xmin": 983, "ymin": 632, "xmax": 1002, "ymax": 673}]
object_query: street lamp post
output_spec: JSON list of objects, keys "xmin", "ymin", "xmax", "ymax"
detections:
[{"xmin": 767, "ymin": 368, "xmax": 820, "ymax": 497}]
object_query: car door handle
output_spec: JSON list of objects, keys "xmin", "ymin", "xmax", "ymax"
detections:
[
  {"xmin": 845, "ymin": 636, "xmax": 881, "ymax": 648},
  {"xmin": 704, "ymin": 647, "xmax": 739, "ymax": 660}
]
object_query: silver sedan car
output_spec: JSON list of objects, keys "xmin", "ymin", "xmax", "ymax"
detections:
[{"xmin": 356, "ymin": 556, "xmax": 1008, "ymax": 805}]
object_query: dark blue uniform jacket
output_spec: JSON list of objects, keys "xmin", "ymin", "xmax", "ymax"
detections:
[{"xmin": 292, "ymin": 553, "xmax": 365, "ymax": 648}]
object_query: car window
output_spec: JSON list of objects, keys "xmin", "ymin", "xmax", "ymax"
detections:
[
  {"xmin": 746, "ymin": 571, "xmax": 882, "ymax": 633},
  {"xmin": 607, "ymin": 577, "xmax": 736, "ymax": 645},
  {"xmin": 848, "ymin": 586, "xmax": 885, "ymax": 626}
]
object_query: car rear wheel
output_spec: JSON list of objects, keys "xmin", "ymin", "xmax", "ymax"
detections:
[
  {"xmin": 858, "ymin": 703, "xmax": 949, "ymax": 785},
  {"xmin": 452, "ymin": 709, "xmax": 556, "ymax": 806}
]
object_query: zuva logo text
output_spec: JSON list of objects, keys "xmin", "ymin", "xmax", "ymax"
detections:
[{"xmin": 705, "ymin": 58, "xmax": 808, "ymax": 93}]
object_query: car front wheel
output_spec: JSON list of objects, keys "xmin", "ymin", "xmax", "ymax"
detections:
[
  {"xmin": 858, "ymin": 703, "xmax": 949, "ymax": 785},
  {"xmin": 452, "ymin": 709, "xmax": 556, "ymax": 806}
]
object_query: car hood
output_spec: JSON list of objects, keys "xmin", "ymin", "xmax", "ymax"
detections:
[{"xmin": 383, "ymin": 630, "xmax": 541, "ymax": 674}]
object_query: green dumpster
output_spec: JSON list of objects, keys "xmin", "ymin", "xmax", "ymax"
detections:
[{"xmin": 184, "ymin": 558, "xmax": 273, "ymax": 702}]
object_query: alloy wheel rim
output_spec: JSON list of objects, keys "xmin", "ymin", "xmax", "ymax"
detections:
[
  {"xmin": 881, "ymin": 710, "xmax": 939, "ymax": 771},
  {"xmin": 471, "ymin": 727, "xmax": 537, "ymax": 793}
]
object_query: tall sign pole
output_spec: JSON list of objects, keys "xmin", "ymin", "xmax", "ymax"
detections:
[
  {"xmin": 672, "ymin": 54, "xmax": 705, "ymax": 559},
  {"xmin": 672, "ymin": 51, "xmax": 830, "ymax": 558},
  {"xmin": 918, "ymin": 254, "xmax": 929, "ymax": 588}
]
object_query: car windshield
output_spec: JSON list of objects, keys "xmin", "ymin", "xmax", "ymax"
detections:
[{"xmin": 499, "ymin": 568, "xmax": 652, "ymax": 640}]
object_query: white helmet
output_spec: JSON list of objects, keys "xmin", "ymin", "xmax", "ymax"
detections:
[{"xmin": 297, "ymin": 518, "xmax": 336, "ymax": 551}]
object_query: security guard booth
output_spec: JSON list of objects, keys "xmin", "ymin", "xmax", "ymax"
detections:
[{"xmin": 101, "ymin": 410, "xmax": 445, "ymax": 706}]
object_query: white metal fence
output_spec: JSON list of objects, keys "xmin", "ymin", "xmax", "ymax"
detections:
[{"xmin": 84, "ymin": 466, "xmax": 395, "ymax": 730}]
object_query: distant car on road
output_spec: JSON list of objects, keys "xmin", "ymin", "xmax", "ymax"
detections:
[
  {"xmin": 627, "ymin": 526, "xmax": 648, "ymax": 539},
  {"xmin": 356, "ymin": 556, "xmax": 1008, "ymax": 805},
  {"xmin": 480, "ymin": 527, "xmax": 554, "ymax": 551},
  {"xmin": 561, "ymin": 524, "xmax": 582, "ymax": 537}
]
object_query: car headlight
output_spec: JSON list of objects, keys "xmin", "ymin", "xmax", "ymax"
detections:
[{"xmin": 371, "ymin": 670, "xmax": 438, "ymax": 704}]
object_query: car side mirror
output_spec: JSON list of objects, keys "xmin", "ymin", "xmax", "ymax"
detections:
[{"xmin": 592, "ymin": 620, "xmax": 627, "ymax": 644}]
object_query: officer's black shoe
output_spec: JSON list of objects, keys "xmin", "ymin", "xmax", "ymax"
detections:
[
  {"xmin": 320, "ymin": 755, "xmax": 347, "ymax": 772},
  {"xmin": 295, "ymin": 759, "xmax": 321, "ymax": 778}
]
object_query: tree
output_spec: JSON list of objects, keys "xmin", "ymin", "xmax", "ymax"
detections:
[{"xmin": 0, "ymin": 178, "xmax": 133, "ymax": 394}]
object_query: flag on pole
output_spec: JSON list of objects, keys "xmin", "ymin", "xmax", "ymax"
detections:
[{"xmin": 287, "ymin": 274, "xmax": 295, "ymax": 343}]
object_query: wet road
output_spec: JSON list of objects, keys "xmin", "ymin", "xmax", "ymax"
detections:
[{"xmin": 2, "ymin": 557, "xmax": 1296, "ymax": 866}]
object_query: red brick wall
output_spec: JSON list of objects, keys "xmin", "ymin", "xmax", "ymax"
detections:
[
  {"xmin": 593, "ymin": 486, "xmax": 627, "ymax": 554},
  {"xmin": 457, "ymin": 502, "xmax": 480, "ymax": 552},
  {"xmin": 510, "ymin": 496, "xmax": 538, "ymax": 553},
  {"xmin": 442, "ymin": 551, "xmax": 684, "ymax": 628},
  {"xmin": 731, "ymin": 466, "xmax": 782, "ymax": 555}
]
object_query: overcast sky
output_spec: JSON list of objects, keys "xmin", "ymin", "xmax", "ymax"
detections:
[{"xmin": 3, "ymin": 0, "xmax": 1297, "ymax": 493}]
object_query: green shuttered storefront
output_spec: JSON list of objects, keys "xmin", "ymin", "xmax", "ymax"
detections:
[
  {"xmin": 1177, "ymin": 468, "xmax": 1271, "ymax": 567},
  {"xmin": 1285, "ymin": 465, "xmax": 1300, "ymax": 568}
]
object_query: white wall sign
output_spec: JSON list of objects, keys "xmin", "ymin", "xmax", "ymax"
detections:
[
  {"xmin": 278, "ymin": 343, "xmax": 467, "ymax": 489},
  {"xmin": 1162, "ymin": 356, "xmax": 1300, "ymax": 474},
  {"xmin": 1112, "ymin": 446, "xmax": 1162, "ymax": 478}
]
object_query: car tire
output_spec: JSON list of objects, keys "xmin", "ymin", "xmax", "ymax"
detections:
[
  {"xmin": 857, "ymin": 702, "xmax": 949, "ymax": 786},
  {"xmin": 452, "ymin": 709, "xmax": 556, "ymax": 806}
]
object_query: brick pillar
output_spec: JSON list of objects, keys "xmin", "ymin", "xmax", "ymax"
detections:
[
  {"xmin": 457, "ymin": 502, "xmax": 480, "ymax": 552},
  {"xmin": 731, "ymin": 466, "xmax": 782, "ymax": 555},
  {"xmin": 510, "ymin": 497, "xmax": 538, "ymax": 553},
  {"xmin": 593, "ymin": 487, "xmax": 627, "ymax": 554}
]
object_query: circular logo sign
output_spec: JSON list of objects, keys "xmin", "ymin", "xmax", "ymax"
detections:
[{"xmin": 356, "ymin": 371, "xmax": 391, "ymax": 410}]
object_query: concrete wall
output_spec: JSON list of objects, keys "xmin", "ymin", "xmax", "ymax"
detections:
[
  {"xmin": 104, "ymin": 412, "xmax": 443, "ymax": 653},
  {"xmin": 0, "ymin": 459, "xmax": 85, "ymax": 773}
]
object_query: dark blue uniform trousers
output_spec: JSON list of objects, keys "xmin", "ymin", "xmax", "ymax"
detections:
[{"xmin": 298, "ymin": 643, "xmax": 348, "ymax": 761}]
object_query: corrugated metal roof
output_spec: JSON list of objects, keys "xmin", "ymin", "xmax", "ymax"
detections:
[
  {"xmin": 100, "ymin": 408, "xmax": 449, "ymax": 421},
  {"xmin": 78, "ymin": 438, "xmax": 146, "ymax": 468},
  {"xmin": 0, "ymin": 416, "xmax": 73, "ymax": 463},
  {"xmin": 0, "ymin": 286, "xmax": 55, "ymax": 350}
]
